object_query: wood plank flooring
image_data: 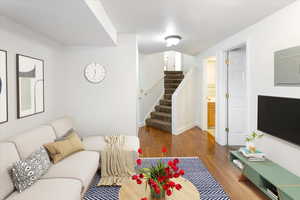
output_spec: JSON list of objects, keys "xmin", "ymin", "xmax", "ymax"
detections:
[{"xmin": 138, "ymin": 126, "xmax": 268, "ymax": 200}]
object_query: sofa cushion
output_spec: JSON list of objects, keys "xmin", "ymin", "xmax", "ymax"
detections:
[
  {"xmin": 11, "ymin": 147, "xmax": 51, "ymax": 192},
  {"xmin": 50, "ymin": 116, "xmax": 74, "ymax": 138},
  {"xmin": 6, "ymin": 178, "xmax": 81, "ymax": 200},
  {"xmin": 8, "ymin": 126, "xmax": 56, "ymax": 159},
  {"xmin": 83, "ymin": 136, "xmax": 139, "ymax": 152},
  {"xmin": 0, "ymin": 143, "xmax": 20, "ymax": 200},
  {"xmin": 44, "ymin": 132, "xmax": 84, "ymax": 164},
  {"xmin": 42, "ymin": 151, "xmax": 99, "ymax": 191}
]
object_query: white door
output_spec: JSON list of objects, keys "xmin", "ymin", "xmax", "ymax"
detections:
[{"xmin": 226, "ymin": 47, "xmax": 247, "ymax": 145}]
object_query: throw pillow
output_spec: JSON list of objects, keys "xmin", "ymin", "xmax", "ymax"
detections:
[
  {"xmin": 10, "ymin": 147, "xmax": 51, "ymax": 192},
  {"xmin": 55, "ymin": 129, "xmax": 83, "ymax": 142},
  {"xmin": 44, "ymin": 132, "xmax": 84, "ymax": 164}
]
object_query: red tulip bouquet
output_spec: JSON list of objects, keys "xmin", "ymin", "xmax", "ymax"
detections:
[{"xmin": 132, "ymin": 147, "xmax": 185, "ymax": 200}]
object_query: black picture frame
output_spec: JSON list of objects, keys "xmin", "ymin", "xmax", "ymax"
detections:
[
  {"xmin": 0, "ymin": 49, "xmax": 8, "ymax": 124},
  {"xmin": 16, "ymin": 54, "xmax": 45, "ymax": 119}
]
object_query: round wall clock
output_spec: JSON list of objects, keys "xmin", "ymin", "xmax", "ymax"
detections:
[{"xmin": 84, "ymin": 63, "xmax": 106, "ymax": 84}]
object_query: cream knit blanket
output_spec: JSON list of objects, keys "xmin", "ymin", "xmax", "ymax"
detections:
[{"xmin": 97, "ymin": 135, "xmax": 135, "ymax": 186}]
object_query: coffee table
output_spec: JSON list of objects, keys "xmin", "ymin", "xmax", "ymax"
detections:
[{"xmin": 119, "ymin": 177, "xmax": 200, "ymax": 200}]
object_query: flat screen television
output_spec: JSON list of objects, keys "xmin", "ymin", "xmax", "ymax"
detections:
[{"xmin": 258, "ymin": 95, "xmax": 300, "ymax": 146}]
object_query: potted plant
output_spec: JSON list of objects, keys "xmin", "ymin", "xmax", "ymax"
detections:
[
  {"xmin": 245, "ymin": 131, "xmax": 264, "ymax": 153},
  {"xmin": 132, "ymin": 147, "xmax": 185, "ymax": 200}
]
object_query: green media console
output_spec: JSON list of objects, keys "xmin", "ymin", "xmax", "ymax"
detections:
[{"xmin": 230, "ymin": 151, "xmax": 300, "ymax": 200}]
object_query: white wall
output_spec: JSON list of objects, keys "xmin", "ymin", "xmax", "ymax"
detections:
[
  {"xmin": 139, "ymin": 52, "xmax": 164, "ymax": 125},
  {"xmin": 62, "ymin": 34, "xmax": 139, "ymax": 136},
  {"xmin": 0, "ymin": 17, "xmax": 64, "ymax": 140},
  {"xmin": 182, "ymin": 54, "xmax": 198, "ymax": 73},
  {"xmin": 172, "ymin": 67, "xmax": 197, "ymax": 134},
  {"xmin": 197, "ymin": 1, "xmax": 300, "ymax": 176}
]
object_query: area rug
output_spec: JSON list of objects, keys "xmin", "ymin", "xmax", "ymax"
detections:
[{"xmin": 84, "ymin": 157, "xmax": 230, "ymax": 200}]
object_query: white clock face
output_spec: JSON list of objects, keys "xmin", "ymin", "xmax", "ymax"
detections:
[{"xmin": 84, "ymin": 63, "xmax": 106, "ymax": 84}]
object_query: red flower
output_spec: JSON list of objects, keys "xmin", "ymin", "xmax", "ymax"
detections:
[
  {"xmin": 149, "ymin": 179, "xmax": 154, "ymax": 184},
  {"xmin": 165, "ymin": 167, "xmax": 170, "ymax": 173},
  {"xmin": 149, "ymin": 179, "xmax": 157, "ymax": 187},
  {"xmin": 132, "ymin": 175, "xmax": 138, "ymax": 180},
  {"xmin": 155, "ymin": 187, "xmax": 161, "ymax": 194},
  {"xmin": 141, "ymin": 198, "xmax": 148, "ymax": 200},
  {"xmin": 173, "ymin": 158, "xmax": 180, "ymax": 164},
  {"xmin": 139, "ymin": 173, "xmax": 144, "ymax": 179},
  {"xmin": 163, "ymin": 184, "xmax": 170, "ymax": 190},
  {"xmin": 168, "ymin": 161, "xmax": 173, "ymax": 167},
  {"xmin": 166, "ymin": 189, "xmax": 172, "ymax": 196},
  {"xmin": 179, "ymin": 169, "xmax": 185, "ymax": 175},
  {"xmin": 171, "ymin": 165, "xmax": 178, "ymax": 172},
  {"xmin": 169, "ymin": 181, "xmax": 175, "ymax": 188},
  {"xmin": 136, "ymin": 159, "xmax": 142, "ymax": 166},
  {"xmin": 136, "ymin": 179, "xmax": 142, "ymax": 184},
  {"xmin": 173, "ymin": 173, "xmax": 180, "ymax": 178},
  {"xmin": 138, "ymin": 148, "xmax": 143, "ymax": 154},
  {"xmin": 167, "ymin": 174, "xmax": 173, "ymax": 179},
  {"xmin": 162, "ymin": 146, "xmax": 167, "ymax": 153},
  {"xmin": 157, "ymin": 176, "xmax": 164, "ymax": 183},
  {"xmin": 175, "ymin": 184, "xmax": 182, "ymax": 191}
]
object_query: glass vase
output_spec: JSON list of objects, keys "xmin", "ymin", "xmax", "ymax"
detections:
[{"xmin": 150, "ymin": 187, "xmax": 165, "ymax": 200}]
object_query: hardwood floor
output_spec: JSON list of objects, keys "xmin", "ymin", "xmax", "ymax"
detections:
[{"xmin": 138, "ymin": 126, "xmax": 268, "ymax": 200}]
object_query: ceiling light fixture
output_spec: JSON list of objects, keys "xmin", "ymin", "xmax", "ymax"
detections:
[{"xmin": 165, "ymin": 35, "xmax": 182, "ymax": 47}]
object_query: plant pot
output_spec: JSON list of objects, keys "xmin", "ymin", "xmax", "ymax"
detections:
[{"xmin": 150, "ymin": 187, "xmax": 165, "ymax": 200}]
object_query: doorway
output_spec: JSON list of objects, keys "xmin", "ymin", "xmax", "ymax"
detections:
[
  {"xmin": 164, "ymin": 51, "xmax": 182, "ymax": 71},
  {"xmin": 202, "ymin": 57, "xmax": 217, "ymax": 140},
  {"xmin": 225, "ymin": 45, "xmax": 248, "ymax": 145}
]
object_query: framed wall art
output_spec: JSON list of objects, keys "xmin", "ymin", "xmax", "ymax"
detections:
[
  {"xmin": 0, "ymin": 49, "xmax": 8, "ymax": 124},
  {"xmin": 17, "ymin": 54, "xmax": 44, "ymax": 118}
]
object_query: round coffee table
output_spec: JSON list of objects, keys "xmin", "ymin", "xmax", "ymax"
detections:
[{"xmin": 119, "ymin": 177, "xmax": 200, "ymax": 200}]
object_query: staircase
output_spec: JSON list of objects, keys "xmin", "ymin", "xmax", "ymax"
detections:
[{"xmin": 145, "ymin": 71, "xmax": 184, "ymax": 132}]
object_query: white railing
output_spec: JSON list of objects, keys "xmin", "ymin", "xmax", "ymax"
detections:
[
  {"xmin": 139, "ymin": 76, "xmax": 164, "ymax": 99},
  {"xmin": 172, "ymin": 67, "xmax": 197, "ymax": 134},
  {"xmin": 139, "ymin": 75, "xmax": 164, "ymax": 126}
]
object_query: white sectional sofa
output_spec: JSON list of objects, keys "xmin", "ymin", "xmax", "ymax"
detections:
[{"xmin": 0, "ymin": 116, "xmax": 139, "ymax": 200}]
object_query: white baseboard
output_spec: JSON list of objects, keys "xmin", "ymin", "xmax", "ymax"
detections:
[
  {"xmin": 139, "ymin": 121, "xmax": 145, "ymax": 128},
  {"xmin": 194, "ymin": 121, "xmax": 202, "ymax": 129}
]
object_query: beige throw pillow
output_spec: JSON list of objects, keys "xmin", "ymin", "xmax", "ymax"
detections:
[{"xmin": 44, "ymin": 131, "xmax": 84, "ymax": 164}]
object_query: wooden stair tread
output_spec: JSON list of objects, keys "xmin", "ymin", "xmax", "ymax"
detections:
[
  {"xmin": 165, "ymin": 78, "xmax": 183, "ymax": 81},
  {"xmin": 165, "ymin": 88, "xmax": 176, "ymax": 91},
  {"xmin": 151, "ymin": 112, "xmax": 171, "ymax": 117},
  {"xmin": 156, "ymin": 105, "xmax": 171, "ymax": 109},
  {"xmin": 146, "ymin": 119, "xmax": 171, "ymax": 126},
  {"xmin": 155, "ymin": 105, "xmax": 171, "ymax": 113},
  {"xmin": 164, "ymin": 71, "xmax": 183, "ymax": 74},
  {"xmin": 161, "ymin": 99, "xmax": 171, "ymax": 102},
  {"xmin": 165, "ymin": 83, "xmax": 180, "ymax": 86}
]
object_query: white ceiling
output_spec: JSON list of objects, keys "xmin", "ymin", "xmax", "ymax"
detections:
[
  {"xmin": 101, "ymin": 0, "xmax": 296, "ymax": 55},
  {"xmin": 0, "ymin": 0, "xmax": 296, "ymax": 55},
  {"xmin": 0, "ymin": 0, "xmax": 117, "ymax": 46}
]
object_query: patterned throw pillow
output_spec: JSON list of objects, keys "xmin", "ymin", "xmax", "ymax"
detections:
[{"xmin": 10, "ymin": 147, "xmax": 51, "ymax": 192}]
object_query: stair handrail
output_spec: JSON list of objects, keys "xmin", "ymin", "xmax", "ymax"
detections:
[{"xmin": 139, "ymin": 76, "xmax": 164, "ymax": 98}]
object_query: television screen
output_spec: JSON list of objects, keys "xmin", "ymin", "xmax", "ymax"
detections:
[{"xmin": 258, "ymin": 95, "xmax": 300, "ymax": 146}]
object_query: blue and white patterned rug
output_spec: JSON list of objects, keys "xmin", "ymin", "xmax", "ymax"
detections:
[{"xmin": 84, "ymin": 157, "xmax": 230, "ymax": 200}]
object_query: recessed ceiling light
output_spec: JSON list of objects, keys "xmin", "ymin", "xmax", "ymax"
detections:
[{"xmin": 165, "ymin": 35, "xmax": 182, "ymax": 47}]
